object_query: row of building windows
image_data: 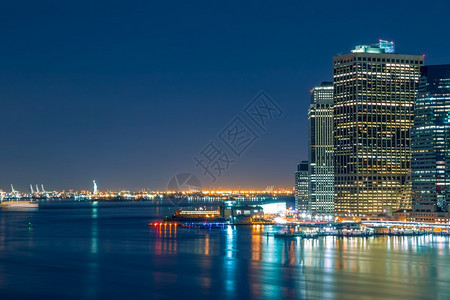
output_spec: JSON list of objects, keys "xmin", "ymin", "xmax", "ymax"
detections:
[{"xmin": 335, "ymin": 57, "xmax": 424, "ymax": 64}]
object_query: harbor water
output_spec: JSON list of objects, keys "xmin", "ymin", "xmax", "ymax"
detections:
[{"xmin": 1, "ymin": 202, "xmax": 449, "ymax": 299}]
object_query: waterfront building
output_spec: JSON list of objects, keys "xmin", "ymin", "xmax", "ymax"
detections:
[
  {"xmin": 410, "ymin": 65, "xmax": 450, "ymax": 223},
  {"xmin": 308, "ymin": 82, "xmax": 334, "ymax": 218},
  {"xmin": 295, "ymin": 161, "xmax": 309, "ymax": 213},
  {"xmin": 333, "ymin": 40, "xmax": 424, "ymax": 217}
]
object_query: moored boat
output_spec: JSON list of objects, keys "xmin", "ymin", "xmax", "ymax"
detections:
[
  {"xmin": 302, "ymin": 232, "xmax": 319, "ymax": 239},
  {"xmin": 1, "ymin": 200, "xmax": 39, "ymax": 209},
  {"xmin": 274, "ymin": 232, "xmax": 303, "ymax": 238}
]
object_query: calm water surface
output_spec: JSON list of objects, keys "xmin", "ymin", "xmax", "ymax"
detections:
[{"xmin": 0, "ymin": 202, "xmax": 449, "ymax": 299}]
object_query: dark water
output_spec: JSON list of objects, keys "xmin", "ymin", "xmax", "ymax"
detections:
[{"xmin": 1, "ymin": 203, "xmax": 449, "ymax": 299}]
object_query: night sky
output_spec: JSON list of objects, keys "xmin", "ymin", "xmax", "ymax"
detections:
[{"xmin": 1, "ymin": 1, "xmax": 449, "ymax": 192}]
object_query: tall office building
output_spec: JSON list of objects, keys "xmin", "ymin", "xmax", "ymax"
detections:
[
  {"xmin": 295, "ymin": 161, "xmax": 309, "ymax": 213},
  {"xmin": 333, "ymin": 40, "xmax": 424, "ymax": 217},
  {"xmin": 308, "ymin": 82, "xmax": 334, "ymax": 218},
  {"xmin": 410, "ymin": 65, "xmax": 450, "ymax": 223}
]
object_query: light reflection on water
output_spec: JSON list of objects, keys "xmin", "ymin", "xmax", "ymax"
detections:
[{"xmin": 0, "ymin": 204, "xmax": 449, "ymax": 299}]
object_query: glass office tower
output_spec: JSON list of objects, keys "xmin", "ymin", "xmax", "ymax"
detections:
[
  {"xmin": 295, "ymin": 161, "xmax": 309, "ymax": 213},
  {"xmin": 333, "ymin": 40, "xmax": 424, "ymax": 217},
  {"xmin": 308, "ymin": 82, "xmax": 334, "ymax": 218},
  {"xmin": 410, "ymin": 65, "xmax": 450, "ymax": 223}
]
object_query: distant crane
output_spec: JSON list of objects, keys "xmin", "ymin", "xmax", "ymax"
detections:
[
  {"xmin": 41, "ymin": 184, "xmax": 45, "ymax": 193},
  {"xmin": 36, "ymin": 185, "xmax": 40, "ymax": 194},
  {"xmin": 30, "ymin": 184, "xmax": 34, "ymax": 194},
  {"xmin": 11, "ymin": 184, "xmax": 15, "ymax": 193}
]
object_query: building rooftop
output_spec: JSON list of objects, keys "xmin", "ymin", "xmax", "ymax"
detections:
[{"xmin": 351, "ymin": 39, "xmax": 395, "ymax": 54}]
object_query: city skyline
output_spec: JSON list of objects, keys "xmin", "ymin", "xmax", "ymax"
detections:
[{"xmin": 2, "ymin": 3, "xmax": 450, "ymax": 299}]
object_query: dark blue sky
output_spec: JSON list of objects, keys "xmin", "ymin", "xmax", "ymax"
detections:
[{"xmin": 1, "ymin": 0, "xmax": 449, "ymax": 191}]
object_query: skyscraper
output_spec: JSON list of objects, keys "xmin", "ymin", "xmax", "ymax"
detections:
[
  {"xmin": 308, "ymin": 82, "xmax": 334, "ymax": 218},
  {"xmin": 410, "ymin": 65, "xmax": 450, "ymax": 223},
  {"xmin": 295, "ymin": 161, "xmax": 309, "ymax": 213},
  {"xmin": 333, "ymin": 40, "xmax": 424, "ymax": 217}
]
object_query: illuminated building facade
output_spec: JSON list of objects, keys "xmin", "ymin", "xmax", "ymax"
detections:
[
  {"xmin": 333, "ymin": 40, "xmax": 424, "ymax": 216},
  {"xmin": 411, "ymin": 65, "xmax": 450, "ymax": 223},
  {"xmin": 295, "ymin": 161, "xmax": 309, "ymax": 212},
  {"xmin": 308, "ymin": 82, "xmax": 334, "ymax": 217}
]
